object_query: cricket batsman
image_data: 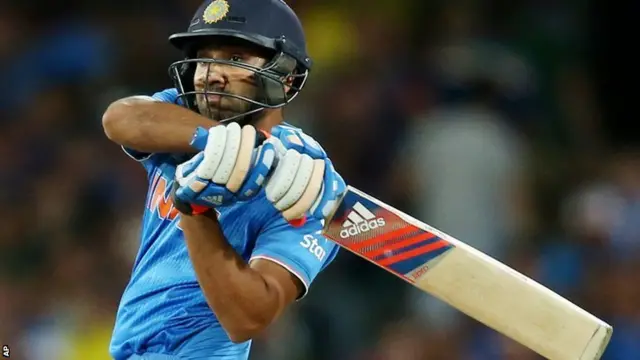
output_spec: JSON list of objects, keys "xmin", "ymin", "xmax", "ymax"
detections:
[{"xmin": 101, "ymin": 0, "xmax": 346, "ymax": 358}]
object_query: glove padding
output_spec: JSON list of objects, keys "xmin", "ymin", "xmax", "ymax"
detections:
[
  {"xmin": 171, "ymin": 123, "xmax": 274, "ymax": 215},
  {"xmin": 264, "ymin": 125, "xmax": 347, "ymax": 222},
  {"xmin": 172, "ymin": 123, "xmax": 347, "ymax": 222}
]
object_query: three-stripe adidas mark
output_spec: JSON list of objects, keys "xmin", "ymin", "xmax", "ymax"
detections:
[{"xmin": 340, "ymin": 202, "xmax": 386, "ymax": 239}]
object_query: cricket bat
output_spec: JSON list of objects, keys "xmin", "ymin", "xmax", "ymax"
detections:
[{"xmin": 321, "ymin": 186, "xmax": 612, "ymax": 360}]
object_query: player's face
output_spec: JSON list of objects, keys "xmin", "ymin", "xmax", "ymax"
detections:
[{"xmin": 193, "ymin": 44, "xmax": 268, "ymax": 121}]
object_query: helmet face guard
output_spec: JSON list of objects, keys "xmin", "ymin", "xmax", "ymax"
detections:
[
  {"xmin": 168, "ymin": 0, "xmax": 313, "ymax": 124},
  {"xmin": 168, "ymin": 45, "xmax": 309, "ymax": 124}
]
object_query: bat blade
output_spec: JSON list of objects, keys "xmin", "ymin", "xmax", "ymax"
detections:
[{"xmin": 321, "ymin": 186, "xmax": 612, "ymax": 360}]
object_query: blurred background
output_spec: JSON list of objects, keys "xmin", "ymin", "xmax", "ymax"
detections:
[{"xmin": 1, "ymin": 0, "xmax": 638, "ymax": 359}]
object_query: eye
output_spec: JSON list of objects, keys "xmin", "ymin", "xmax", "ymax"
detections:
[{"xmin": 230, "ymin": 54, "xmax": 244, "ymax": 62}]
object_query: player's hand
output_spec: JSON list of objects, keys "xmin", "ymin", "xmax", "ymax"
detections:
[
  {"xmin": 264, "ymin": 125, "xmax": 347, "ymax": 222},
  {"xmin": 171, "ymin": 123, "xmax": 276, "ymax": 215}
]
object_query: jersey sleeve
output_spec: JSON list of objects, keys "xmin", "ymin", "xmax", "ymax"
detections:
[
  {"xmin": 250, "ymin": 216, "xmax": 339, "ymax": 299},
  {"xmin": 121, "ymin": 88, "xmax": 180, "ymax": 175}
]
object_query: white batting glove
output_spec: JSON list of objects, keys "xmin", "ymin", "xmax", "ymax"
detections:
[
  {"xmin": 263, "ymin": 125, "xmax": 347, "ymax": 222},
  {"xmin": 173, "ymin": 123, "xmax": 276, "ymax": 211}
]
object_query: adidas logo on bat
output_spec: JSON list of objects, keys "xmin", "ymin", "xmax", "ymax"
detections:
[{"xmin": 339, "ymin": 202, "xmax": 386, "ymax": 238}]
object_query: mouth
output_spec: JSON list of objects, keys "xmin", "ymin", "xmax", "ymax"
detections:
[{"xmin": 205, "ymin": 94, "xmax": 222, "ymax": 104}]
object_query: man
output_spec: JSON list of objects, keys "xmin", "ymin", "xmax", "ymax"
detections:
[{"xmin": 101, "ymin": 0, "xmax": 345, "ymax": 359}]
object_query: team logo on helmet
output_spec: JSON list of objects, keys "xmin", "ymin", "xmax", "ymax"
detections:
[{"xmin": 203, "ymin": 0, "xmax": 230, "ymax": 24}]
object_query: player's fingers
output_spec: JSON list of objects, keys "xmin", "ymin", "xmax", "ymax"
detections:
[
  {"xmin": 310, "ymin": 159, "xmax": 335, "ymax": 214},
  {"xmin": 197, "ymin": 125, "xmax": 227, "ymax": 179},
  {"xmin": 282, "ymin": 158, "xmax": 325, "ymax": 221},
  {"xmin": 176, "ymin": 153, "xmax": 210, "ymax": 194},
  {"xmin": 265, "ymin": 149, "xmax": 301, "ymax": 204},
  {"xmin": 310, "ymin": 158, "xmax": 345, "ymax": 220},
  {"xmin": 274, "ymin": 153, "xmax": 314, "ymax": 211},
  {"xmin": 176, "ymin": 183, "xmax": 198, "ymax": 203},
  {"xmin": 226, "ymin": 125, "xmax": 256, "ymax": 193},
  {"xmin": 321, "ymin": 166, "xmax": 346, "ymax": 219},
  {"xmin": 265, "ymin": 135, "xmax": 287, "ymax": 160},
  {"xmin": 213, "ymin": 122, "xmax": 242, "ymax": 184},
  {"xmin": 175, "ymin": 172, "xmax": 209, "ymax": 200},
  {"xmin": 176, "ymin": 152, "xmax": 204, "ymax": 182},
  {"xmin": 236, "ymin": 142, "xmax": 277, "ymax": 200},
  {"xmin": 271, "ymin": 126, "xmax": 326, "ymax": 159},
  {"xmin": 274, "ymin": 127, "xmax": 304, "ymax": 153},
  {"xmin": 298, "ymin": 131, "xmax": 326, "ymax": 159}
]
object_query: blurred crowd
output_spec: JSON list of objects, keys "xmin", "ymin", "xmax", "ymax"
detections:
[{"xmin": 1, "ymin": 0, "xmax": 638, "ymax": 359}]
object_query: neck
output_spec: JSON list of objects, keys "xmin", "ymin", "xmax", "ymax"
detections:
[{"xmin": 253, "ymin": 108, "xmax": 284, "ymax": 133}]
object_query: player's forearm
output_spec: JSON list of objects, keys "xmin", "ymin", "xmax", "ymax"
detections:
[
  {"xmin": 179, "ymin": 213, "xmax": 282, "ymax": 343},
  {"xmin": 102, "ymin": 96, "xmax": 217, "ymax": 153}
]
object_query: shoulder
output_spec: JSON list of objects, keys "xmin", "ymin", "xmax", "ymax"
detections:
[{"xmin": 251, "ymin": 211, "xmax": 339, "ymax": 298}]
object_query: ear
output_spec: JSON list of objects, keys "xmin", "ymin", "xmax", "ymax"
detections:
[{"xmin": 283, "ymin": 75, "xmax": 295, "ymax": 94}]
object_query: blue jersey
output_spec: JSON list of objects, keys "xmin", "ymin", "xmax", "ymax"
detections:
[{"xmin": 109, "ymin": 89, "xmax": 339, "ymax": 360}]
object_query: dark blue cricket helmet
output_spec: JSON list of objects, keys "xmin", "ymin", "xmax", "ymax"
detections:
[{"xmin": 168, "ymin": 0, "xmax": 312, "ymax": 124}]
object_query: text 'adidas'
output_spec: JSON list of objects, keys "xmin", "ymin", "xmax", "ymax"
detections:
[{"xmin": 339, "ymin": 202, "xmax": 386, "ymax": 238}]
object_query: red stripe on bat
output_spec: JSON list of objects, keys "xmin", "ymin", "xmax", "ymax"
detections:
[
  {"xmin": 350, "ymin": 225, "xmax": 419, "ymax": 251},
  {"xmin": 377, "ymin": 240, "xmax": 450, "ymax": 266},
  {"xmin": 363, "ymin": 233, "xmax": 436, "ymax": 258}
]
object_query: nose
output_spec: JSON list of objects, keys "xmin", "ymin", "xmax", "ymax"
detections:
[{"xmin": 195, "ymin": 62, "xmax": 227, "ymax": 90}]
